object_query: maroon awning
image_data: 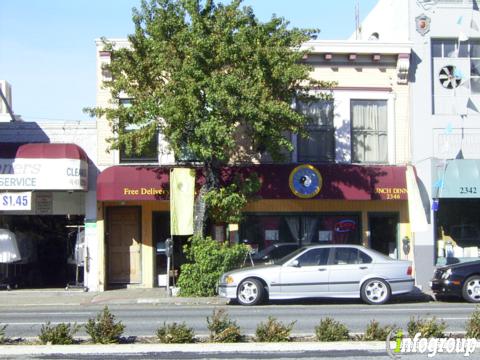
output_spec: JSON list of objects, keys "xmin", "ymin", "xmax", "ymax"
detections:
[
  {"xmin": 97, "ymin": 164, "xmax": 407, "ymax": 201},
  {"xmin": 97, "ymin": 166, "xmax": 170, "ymax": 201},
  {"xmin": 0, "ymin": 143, "xmax": 88, "ymax": 160}
]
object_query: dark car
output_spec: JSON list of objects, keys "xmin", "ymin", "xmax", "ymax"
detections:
[
  {"xmin": 430, "ymin": 260, "xmax": 480, "ymax": 302},
  {"xmin": 251, "ymin": 243, "xmax": 299, "ymax": 265}
]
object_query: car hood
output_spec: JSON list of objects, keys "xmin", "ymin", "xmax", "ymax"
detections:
[{"xmin": 223, "ymin": 264, "xmax": 282, "ymax": 278}]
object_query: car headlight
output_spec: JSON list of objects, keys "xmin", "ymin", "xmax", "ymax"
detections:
[
  {"xmin": 222, "ymin": 275, "xmax": 234, "ymax": 284},
  {"xmin": 441, "ymin": 268, "xmax": 452, "ymax": 280}
]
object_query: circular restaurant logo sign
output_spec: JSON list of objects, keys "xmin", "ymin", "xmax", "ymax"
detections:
[{"xmin": 289, "ymin": 164, "xmax": 322, "ymax": 198}]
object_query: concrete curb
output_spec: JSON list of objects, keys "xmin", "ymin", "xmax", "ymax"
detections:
[{"xmin": 0, "ymin": 341, "xmax": 389, "ymax": 356}]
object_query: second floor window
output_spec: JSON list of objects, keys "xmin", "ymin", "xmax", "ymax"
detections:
[
  {"xmin": 296, "ymin": 100, "xmax": 335, "ymax": 163},
  {"xmin": 118, "ymin": 98, "xmax": 158, "ymax": 163},
  {"xmin": 351, "ymin": 99, "xmax": 388, "ymax": 163}
]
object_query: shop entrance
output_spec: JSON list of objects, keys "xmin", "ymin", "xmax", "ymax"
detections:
[
  {"xmin": 0, "ymin": 215, "xmax": 85, "ymax": 289},
  {"xmin": 107, "ymin": 207, "xmax": 141, "ymax": 285},
  {"xmin": 368, "ymin": 213, "xmax": 398, "ymax": 258}
]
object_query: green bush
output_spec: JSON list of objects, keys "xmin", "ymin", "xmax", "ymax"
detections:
[
  {"xmin": 177, "ymin": 235, "xmax": 249, "ymax": 297},
  {"xmin": 156, "ymin": 322, "xmax": 195, "ymax": 343},
  {"xmin": 38, "ymin": 322, "xmax": 80, "ymax": 345},
  {"xmin": 466, "ymin": 306, "xmax": 480, "ymax": 339},
  {"xmin": 362, "ymin": 320, "xmax": 395, "ymax": 341},
  {"xmin": 0, "ymin": 324, "xmax": 7, "ymax": 344},
  {"xmin": 255, "ymin": 316, "xmax": 295, "ymax": 342},
  {"xmin": 85, "ymin": 306, "xmax": 125, "ymax": 344},
  {"xmin": 314, "ymin": 317, "xmax": 349, "ymax": 342},
  {"xmin": 407, "ymin": 316, "xmax": 446, "ymax": 338},
  {"xmin": 207, "ymin": 308, "xmax": 242, "ymax": 343}
]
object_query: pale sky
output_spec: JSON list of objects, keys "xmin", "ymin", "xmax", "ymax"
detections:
[{"xmin": 0, "ymin": 0, "xmax": 378, "ymax": 122}]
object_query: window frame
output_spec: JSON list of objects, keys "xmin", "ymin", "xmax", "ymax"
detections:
[
  {"xmin": 296, "ymin": 99, "xmax": 335, "ymax": 163},
  {"xmin": 350, "ymin": 99, "xmax": 388, "ymax": 164}
]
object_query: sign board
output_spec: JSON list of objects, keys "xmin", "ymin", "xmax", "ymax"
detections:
[
  {"xmin": 0, "ymin": 158, "xmax": 87, "ymax": 191},
  {"xmin": 0, "ymin": 192, "xmax": 31, "ymax": 211}
]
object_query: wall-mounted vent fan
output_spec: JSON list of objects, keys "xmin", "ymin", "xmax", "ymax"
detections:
[{"xmin": 438, "ymin": 65, "xmax": 462, "ymax": 89}]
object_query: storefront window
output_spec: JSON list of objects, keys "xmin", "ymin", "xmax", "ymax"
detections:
[
  {"xmin": 240, "ymin": 213, "xmax": 361, "ymax": 252},
  {"xmin": 435, "ymin": 199, "xmax": 480, "ymax": 265}
]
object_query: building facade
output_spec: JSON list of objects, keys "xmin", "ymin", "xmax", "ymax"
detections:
[
  {"xmin": 94, "ymin": 37, "xmax": 416, "ymax": 291},
  {"xmin": 0, "ymin": 86, "xmax": 98, "ymax": 290},
  {"xmin": 358, "ymin": 0, "xmax": 480, "ymax": 289}
]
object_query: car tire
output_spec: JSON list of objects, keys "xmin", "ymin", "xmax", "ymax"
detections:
[
  {"xmin": 360, "ymin": 278, "xmax": 391, "ymax": 305},
  {"xmin": 237, "ymin": 278, "xmax": 265, "ymax": 306},
  {"xmin": 462, "ymin": 275, "xmax": 480, "ymax": 303}
]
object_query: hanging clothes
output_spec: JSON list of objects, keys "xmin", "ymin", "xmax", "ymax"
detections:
[{"xmin": 0, "ymin": 228, "xmax": 21, "ymax": 263}]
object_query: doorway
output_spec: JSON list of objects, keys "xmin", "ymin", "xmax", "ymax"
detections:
[
  {"xmin": 107, "ymin": 207, "xmax": 141, "ymax": 285},
  {"xmin": 368, "ymin": 213, "xmax": 398, "ymax": 258}
]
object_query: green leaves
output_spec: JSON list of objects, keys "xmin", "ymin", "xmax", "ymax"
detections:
[
  {"xmin": 177, "ymin": 235, "xmax": 249, "ymax": 296},
  {"xmin": 88, "ymin": 0, "xmax": 335, "ymax": 227}
]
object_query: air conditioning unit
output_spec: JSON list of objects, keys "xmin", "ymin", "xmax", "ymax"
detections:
[
  {"xmin": 0, "ymin": 80, "xmax": 12, "ymax": 115},
  {"xmin": 432, "ymin": 58, "xmax": 469, "ymax": 115}
]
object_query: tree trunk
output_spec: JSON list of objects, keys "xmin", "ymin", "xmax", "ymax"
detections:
[{"xmin": 193, "ymin": 161, "xmax": 220, "ymax": 237}]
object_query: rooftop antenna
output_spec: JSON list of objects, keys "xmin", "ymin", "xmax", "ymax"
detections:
[
  {"xmin": 0, "ymin": 87, "xmax": 15, "ymax": 122},
  {"xmin": 355, "ymin": 0, "xmax": 360, "ymax": 40}
]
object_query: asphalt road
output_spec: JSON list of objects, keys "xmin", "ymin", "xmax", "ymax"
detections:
[{"xmin": 0, "ymin": 299, "xmax": 477, "ymax": 338}]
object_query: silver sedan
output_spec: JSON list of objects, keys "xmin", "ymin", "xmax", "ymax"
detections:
[{"xmin": 218, "ymin": 244, "xmax": 414, "ymax": 305}]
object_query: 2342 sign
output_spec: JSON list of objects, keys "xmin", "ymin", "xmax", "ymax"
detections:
[{"xmin": 0, "ymin": 192, "xmax": 31, "ymax": 210}]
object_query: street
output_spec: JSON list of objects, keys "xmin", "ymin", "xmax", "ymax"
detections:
[{"xmin": 0, "ymin": 298, "xmax": 477, "ymax": 338}]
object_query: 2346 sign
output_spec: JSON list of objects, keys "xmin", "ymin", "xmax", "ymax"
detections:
[{"xmin": 0, "ymin": 192, "xmax": 31, "ymax": 210}]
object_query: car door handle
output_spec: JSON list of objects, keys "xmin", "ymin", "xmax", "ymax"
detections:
[
  {"xmin": 359, "ymin": 266, "xmax": 368, "ymax": 270},
  {"xmin": 318, "ymin": 268, "xmax": 327, "ymax": 271}
]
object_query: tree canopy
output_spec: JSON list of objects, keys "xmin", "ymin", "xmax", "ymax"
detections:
[{"xmin": 88, "ymin": 0, "xmax": 333, "ymax": 232}]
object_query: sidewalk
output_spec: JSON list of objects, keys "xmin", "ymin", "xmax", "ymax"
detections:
[
  {"xmin": 0, "ymin": 287, "xmax": 228, "ymax": 307},
  {"xmin": 0, "ymin": 285, "xmax": 431, "ymax": 307}
]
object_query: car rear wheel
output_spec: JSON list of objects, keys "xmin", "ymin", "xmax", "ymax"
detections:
[
  {"xmin": 462, "ymin": 276, "xmax": 480, "ymax": 303},
  {"xmin": 237, "ymin": 278, "xmax": 265, "ymax": 306},
  {"xmin": 361, "ymin": 278, "xmax": 391, "ymax": 305}
]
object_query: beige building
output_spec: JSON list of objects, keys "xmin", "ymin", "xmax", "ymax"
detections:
[{"xmin": 94, "ymin": 38, "xmax": 415, "ymax": 291}]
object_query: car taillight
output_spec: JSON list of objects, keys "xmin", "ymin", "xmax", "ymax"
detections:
[{"xmin": 407, "ymin": 266, "xmax": 412, "ymax": 276}]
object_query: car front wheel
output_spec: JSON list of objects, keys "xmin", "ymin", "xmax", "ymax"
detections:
[
  {"xmin": 237, "ymin": 278, "xmax": 265, "ymax": 306},
  {"xmin": 361, "ymin": 278, "xmax": 391, "ymax": 305},
  {"xmin": 462, "ymin": 276, "xmax": 480, "ymax": 303}
]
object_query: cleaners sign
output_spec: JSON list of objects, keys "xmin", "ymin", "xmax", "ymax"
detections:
[
  {"xmin": 0, "ymin": 158, "xmax": 88, "ymax": 191},
  {"xmin": 0, "ymin": 192, "xmax": 31, "ymax": 211}
]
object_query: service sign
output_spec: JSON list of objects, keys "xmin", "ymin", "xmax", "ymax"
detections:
[
  {"xmin": 0, "ymin": 192, "xmax": 31, "ymax": 211},
  {"xmin": 0, "ymin": 158, "xmax": 88, "ymax": 191}
]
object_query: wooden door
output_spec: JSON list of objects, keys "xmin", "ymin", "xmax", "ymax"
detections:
[{"xmin": 107, "ymin": 207, "xmax": 141, "ymax": 284}]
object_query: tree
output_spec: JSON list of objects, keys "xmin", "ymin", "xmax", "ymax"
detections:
[{"xmin": 87, "ymin": 0, "xmax": 333, "ymax": 235}]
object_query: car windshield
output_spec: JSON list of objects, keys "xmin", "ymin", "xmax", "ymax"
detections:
[
  {"xmin": 274, "ymin": 247, "xmax": 306, "ymax": 265},
  {"xmin": 252, "ymin": 245, "xmax": 274, "ymax": 259}
]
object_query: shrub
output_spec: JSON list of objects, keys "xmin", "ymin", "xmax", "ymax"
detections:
[
  {"xmin": 177, "ymin": 235, "xmax": 249, "ymax": 297},
  {"xmin": 0, "ymin": 324, "xmax": 7, "ymax": 344},
  {"xmin": 156, "ymin": 322, "xmax": 195, "ymax": 343},
  {"xmin": 85, "ymin": 306, "xmax": 125, "ymax": 344},
  {"xmin": 363, "ymin": 320, "xmax": 395, "ymax": 341},
  {"xmin": 314, "ymin": 317, "xmax": 349, "ymax": 342},
  {"xmin": 255, "ymin": 316, "xmax": 295, "ymax": 342},
  {"xmin": 207, "ymin": 308, "xmax": 242, "ymax": 343},
  {"xmin": 38, "ymin": 322, "xmax": 80, "ymax": 345},
  {"xmin": 407, "ymin": 316, "xmax": 446, "ymax": 338},
  {"xmin": 466, "ymin": 306, "xmax": 480, "ymax": 339}
]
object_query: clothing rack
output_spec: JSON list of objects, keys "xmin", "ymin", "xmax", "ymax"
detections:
[{"xmin": 65, "ymin": 225, "xmax": 87, "ymax": 291}]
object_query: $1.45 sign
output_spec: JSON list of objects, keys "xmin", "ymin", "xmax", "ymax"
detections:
[{"xmin": 0, "ymin": 192, "xmax": 31, "ymax": 211}]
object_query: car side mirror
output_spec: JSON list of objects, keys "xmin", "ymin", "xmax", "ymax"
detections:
[{"xmin": 290, "ymin": 259, "xmax": 300, "ymax": 267}]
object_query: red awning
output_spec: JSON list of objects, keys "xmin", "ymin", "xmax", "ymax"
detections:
[
  {"xmin": 97, "ymin": 166, "xmax": 170, "ymax": 201},
  {"xmin": 97, "ymin": 164, "xmax": 408, "ymax": 201},
  {"xmin": 0, "ymin": 143, "xmax": 88, "ymax": 160}
]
